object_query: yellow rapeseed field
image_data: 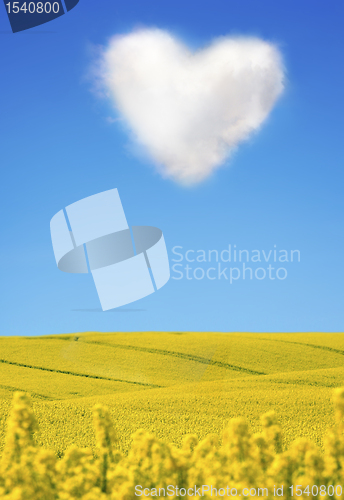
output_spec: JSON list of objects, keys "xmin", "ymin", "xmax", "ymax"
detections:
[
  {"xmin": 0, "ymin": 332, "xmax": 343, "ymax": 459},
  {"xmin": 1, "ymin": 388, "xmax": 344, "ymax": 499}
]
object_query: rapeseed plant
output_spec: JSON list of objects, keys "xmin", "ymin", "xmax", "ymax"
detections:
[{"xmin": 0, "ymin": 389, "xmax": 343, "ymax": 499}]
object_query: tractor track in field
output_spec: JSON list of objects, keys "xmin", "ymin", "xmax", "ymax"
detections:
[
  {"xmin": 257, "ymin": 337, "xmax": 344, "ymax": 356},
  {"xmin": 0, "ymin": 359, "xmax": 162, "ymax": 388},
  {"xmin": 80, "ymin": 340, "xmax": 266, "ymax": 375},
  {"xmin": 0, "ymin": 383, "xmax": 53, "ymax": 400}
]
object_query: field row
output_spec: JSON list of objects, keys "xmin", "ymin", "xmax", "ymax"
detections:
[
  {"xmin": 0, "ymin": 332, "xmax": 342, "ymax": 457},
  {"xmin": 0, "ymin": 332, "xmax": 343, "ymax": 389}
]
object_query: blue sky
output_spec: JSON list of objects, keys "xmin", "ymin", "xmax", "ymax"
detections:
[{"xmin": 1, "ymin": 0, "xmax": 343, "ymax": 335}]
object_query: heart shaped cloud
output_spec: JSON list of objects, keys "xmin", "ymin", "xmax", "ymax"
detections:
[{"xmin": 97, "ymin": 29, "xmax": 285, "ymax": 185}]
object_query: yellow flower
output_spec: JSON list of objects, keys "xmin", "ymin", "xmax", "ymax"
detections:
[{"xmin": 0, "ymin": 388, "xmax": 343, "ymax": 499}]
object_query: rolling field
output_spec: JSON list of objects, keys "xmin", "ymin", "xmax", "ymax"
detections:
[{"xmin": 0, "ymin": 332, "xmax": 343, "ymax": 457}]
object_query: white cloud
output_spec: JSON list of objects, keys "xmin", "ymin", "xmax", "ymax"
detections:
[{"xmin": 96, "ymin": 28, "xmax": 285, "ymax": 185}]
